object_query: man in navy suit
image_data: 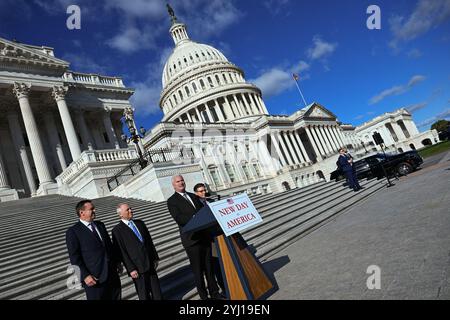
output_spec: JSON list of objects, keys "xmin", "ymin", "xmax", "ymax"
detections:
[
  {"xmin": 337, "ymin": 148, "xmax": 362, "ymax": 192},
  {"xmin": 65, "ymin": 200, "xmax": 121, "ymax": 300},
  {"xmin": 167, "ymin": 175, "xmax": 223, "ymax": 300},
  {"xmin": 112, "ymin": 203, "xmax": 162, "ymax": 300}
]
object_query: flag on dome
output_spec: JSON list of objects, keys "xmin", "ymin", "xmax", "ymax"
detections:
[{"xmin": 293, "ymin": 73, "xmax": 299, "ymax": 81}]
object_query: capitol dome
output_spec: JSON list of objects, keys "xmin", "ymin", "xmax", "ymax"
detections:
[{"xmin": 159, "ymin": 7, "xmax": 268, "ymax": 123}]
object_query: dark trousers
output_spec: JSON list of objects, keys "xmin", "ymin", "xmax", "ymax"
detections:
[
  {"xmin": 185, "ymin": 242, "xmax": 219, "ymax": 300},
  {"xmin": 344, "ymin": 169, "xmax": 361, "ymax": 190},
  {"xmin": 84, "ymin": 273, "xmax": 121, "ymax": 300},
  {"xmin": 212, "ymin": 256, "xmax": 225, "ymax": 292},
  {"xmin": 133, "ymin": 271, "xmax": 163, "ymax": 300}
]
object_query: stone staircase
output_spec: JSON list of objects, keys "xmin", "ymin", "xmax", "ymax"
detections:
[{"xmin": 0, "ymin": 178, "xmax": 385, "ymax": 300}]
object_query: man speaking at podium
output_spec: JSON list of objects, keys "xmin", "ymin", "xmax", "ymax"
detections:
[{"xmin": 167, "ymin": 175, "xmax": 223, "ymax": 300}]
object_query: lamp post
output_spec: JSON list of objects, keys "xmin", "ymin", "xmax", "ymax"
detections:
[{"xmin": 122, "ymin": 108, "xmax": 148, "ymax": 169}]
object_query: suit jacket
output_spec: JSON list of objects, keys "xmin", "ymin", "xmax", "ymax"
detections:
[
  {"xmin": 111, "ymin": 219, "xmax": 159, "ymax": 275},
  {"xmin": 338, "ymin": 154, "xmax": 353, "ymax": 172},
  {"xmin": 65, "ymin": 220, "xmax": 116, "ymax": 286},
  {"xmin": 167, "ymin": 191, "xmax": 209, "ymax": 247}
]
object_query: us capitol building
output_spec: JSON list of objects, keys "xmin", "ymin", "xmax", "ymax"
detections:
[{"xmin": 0, "ymin": 10, "xmax": 439, "ymax": 203}]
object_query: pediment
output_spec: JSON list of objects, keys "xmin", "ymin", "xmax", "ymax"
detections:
[
  {"xmin": 303, "ymin": 103, "xmax": 337, "ymax": 120},
  {"xmin": 0, "ymin": 37, "xmax": 69, "ymax": 68}
]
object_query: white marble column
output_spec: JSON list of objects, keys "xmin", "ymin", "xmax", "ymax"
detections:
[
  {"xmin": 305, "ymin": 126, "xmax": 323, "ymax": 161},
  {"xmin": 336, "ymin": 127, "xmax": 347, "ymax": 147},
  {"xmin": 214, "ymin": 99, "xmax": 225, "ymax": 122},
  {"xmin": 311, "ymin": 126, "xmax": 327, "ymax": 157},
  {"xmin": 393, "ymin": 122, "xmax": 407, "ymax": 141},
  {"xmin": 194, "ymin": 108, "xmax": 203, "ymax": 122},
  {"xmin": 326, "ymin": 125, "xmax": 340, "ymax": 151},
  {"xmin": 102, "ymin": 108, "xmax": 120, "ymax": 147},
  {"xmin": 204, "ymin": 104, "xmax": 214, "ymax": 123},
  {"xmin": 7, "ymin": 112, "xmax": 37, "ymax": 195},
  {"xmin": 232, "ymin": 95, "xmax": 244, "ymax": 117},
  {"xmin": 257, "ymin": 95, "xmax": 269, "ymax": 114},
  {"xmin": 270, "ymin": 132, "xmax": 288, "ymax": 167},
  {"xmin": 276, "ymin": 132, "xmax": 294, "ymax": 165},
  {"xmin": 293, "ymin": 130, "xmax": 310, "ymax": 163},
  {"xmin": 224, "ymin": 97, "xmax": 235, "ymax": 119},
  {"xmin": 75, "ymin": 108, "xmax": 95, "ymax": 150},
  {"xmin": 241, "ymin": 93, "xmax": 252, "ymax": 115},
  {"xmin": 0, "ymin": 151, "xmax": 10, "ymax": 190},
  {"xmin": 250, "ymin": 94, "xmax": 262, "ymax": 113},
  {"xmin": 52, "ymin": 86, "xmax": 82, "ymax": 161},
  {"xmin": 318, "ymin": 125, "xmax": 333, "ymax": 155},
  {"xmin": 288, "ymin": 131, "xmax": 305, "ymax": 163},
  {"xmin": 332, "ymin": 126, "xmax": 345, "ymax": 147},
  {"xmin": 43, "ymin": 111, "xmax": 67, "ymax": 172},
  {"xmin": 186, "ymin": 112, "xmax": 193, "ymax": 122},
  {"xmin": 13, "ymin": 83, "xmax": 53, "ymax": 187},
  {"xmin": 283, "ymin": 132, "xmax": 301, "ymax": 164}
]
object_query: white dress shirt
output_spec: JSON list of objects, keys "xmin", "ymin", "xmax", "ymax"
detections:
[
  {"xmin": 177, "ymin": 191, "xmax": 196, "ymax": 208},
  {"xmin": 79, "ymin": 219, "xmax": 103, "ymax": 241}
]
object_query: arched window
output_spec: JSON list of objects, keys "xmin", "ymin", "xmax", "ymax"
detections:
[
  {"xmin": 207, "ymin": 77, "xmax": 214, "ymax": 87},
  {"xmin": 200, "ymin": 79, "xmax": 206, "ymax": 90},
  {"xmin": 225, "ymin": 162, "xmax": 236, "ymax": 183},
  {"xmin": 178, "ymin": 90, "xmax": 183, "ymax": 101},
  {"xmin": 185, "ymin": 86, "xmax": 190, "ymax": 97},
  {"xmin": 215, "ymin": 74, "xmax": 221, "ymax": 85},
  {"xmin": 173, "ymin": 95, "xmax": 178, "ymax": 104},
  {"xmin": 223, "ymin": 74, "xmax": 228, "ymax": 84},
  {"xmin": 192, "ymin": 82, "xmax": 198, "ymax": 93}
]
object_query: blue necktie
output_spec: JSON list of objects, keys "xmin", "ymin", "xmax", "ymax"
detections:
[{"xmin": 129, "ymin": 220, "xmax": 143, "ymax": 243}]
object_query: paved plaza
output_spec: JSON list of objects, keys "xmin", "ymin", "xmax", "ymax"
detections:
[{"xmin": 266, "ymin": 151, "xmax": 450, "ymax": 300}]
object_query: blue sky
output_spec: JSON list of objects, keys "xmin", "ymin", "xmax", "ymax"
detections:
[{"xmin": 1, "ymin": 0, "xmax": 449, "ymax": 132}]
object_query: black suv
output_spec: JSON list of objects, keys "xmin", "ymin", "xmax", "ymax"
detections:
[{"xmin": 330, "ymin": 150, "xmax": 423, "ymax": 181}]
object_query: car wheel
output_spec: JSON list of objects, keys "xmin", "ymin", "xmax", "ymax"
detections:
[{"xmin": 397, "ymin": 162, "xmax": 413, "ymax": 176}]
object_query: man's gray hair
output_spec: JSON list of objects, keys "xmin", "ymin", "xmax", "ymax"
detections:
[{"xmin": 116, "ymin": 203, "xmax": 127, "ymax": 214}]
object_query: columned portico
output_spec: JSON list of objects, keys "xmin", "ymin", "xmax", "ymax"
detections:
[
  {"xmin": 74, "ymin": 108, "xmax": 95, "ymax": 150},
  {"xmin": 294, "ymin": 130, "xmax": 311, "ymax": 163},
  {"xmin": 13, "ymin": 82, "xmax": 55, "ymax": 193}
]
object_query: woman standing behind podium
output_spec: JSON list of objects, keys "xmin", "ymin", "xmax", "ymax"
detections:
[{"xmin": 167, "ymin": 175, "xmax": 224, "ymax": 300}]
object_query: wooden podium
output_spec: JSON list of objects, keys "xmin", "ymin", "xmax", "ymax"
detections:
[{"xmin": 182, "ymin": 205, "xmax": 276, "ymax": 300}]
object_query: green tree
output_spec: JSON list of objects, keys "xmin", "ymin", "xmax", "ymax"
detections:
[{"xmin": 431, "ymin": 120, "xmax": 450, "ymax": 132}]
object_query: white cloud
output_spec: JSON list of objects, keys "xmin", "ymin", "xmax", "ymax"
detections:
[
  {"xmin": 407, "ymin": 48, "xmax": 423, "ymax": 59},
  {"xmin": 389, "ymin": 0, "xmax": 450, "ymax": 49},
  {"xmin": 263, "ymin": 0, "xmax": 290, "ymax": 15},
  {"xmin": 369, "ymin": 75, "xmax": 426, "ymax": 105},
  {"xmin": 129, "ymin": 47, "xmax": 173, "ymax": 115},
  {"xmin": 105, "ymin": 0, "xmax": 164, "ymax": 19},
  {"xmin": 405, "ymin": 102, "xmax": 428, "ymax": 113},
  {"xmin": 417, "ymin": 108, "xmax": 450, "ymax": 128},
  {"xmin": 62, "ymin": 52, "xmax": 107, "ymax": 74},
  {"xmin": 107, "ymin": 24, "xmax": 160, "ymax": 54},
  {"xmin": 249, "ymin": 61, "xmax": 310, "ymax": 98},
  {"xmin": 105, "ymin": 0, "xmax": 241, "ymax": 53},
  {"xmin": 307, "ymin": 35, "xmax": 337, "ymax": 60}
]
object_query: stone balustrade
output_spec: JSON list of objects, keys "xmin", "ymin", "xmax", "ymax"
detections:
[
  {"xmin": 57, "ymin": 148, "xmax": 137, "ymax": 184},
  {"xmin": 63, "ymin": 71, "xmax": 125, "ymax": 88}
]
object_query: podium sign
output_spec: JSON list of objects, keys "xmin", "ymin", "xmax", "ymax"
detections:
[{"xmin": 208, "ymin": 194, "xmax": 262, "ymax": 237}]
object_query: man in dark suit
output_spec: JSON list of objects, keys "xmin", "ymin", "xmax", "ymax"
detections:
[
  {"xmin": 65, "ymin": 200, "xmax": 121, "ymax": 300},
  {"xmin": 193, "ymin": 183, "xmax": 225, "ymax": 293},
  {"xmin": 112, "ymin": 203, "xmax": 162, "ymax": 300},
  {"xmin": 338, "ymin": 148, "xmax": 362, "ymax": 192},
  {"xmin": 167, "ymin": 175, "xmax": 223, "ymax": 300}
]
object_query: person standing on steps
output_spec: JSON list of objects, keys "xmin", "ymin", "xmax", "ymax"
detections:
[
  {"xmin": 337, "ymin": 148, "xmax": 363, "ymax": 192},
  {"xmin": 167, "ymin": 175, "xmax": 225, "ymax": 300}
]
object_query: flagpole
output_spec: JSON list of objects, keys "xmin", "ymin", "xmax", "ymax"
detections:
[{"xmin": 293, "ymin": 76, "xmax": 308, "ymax": 107}]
